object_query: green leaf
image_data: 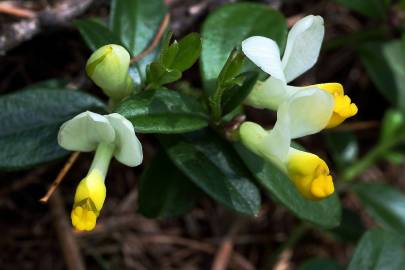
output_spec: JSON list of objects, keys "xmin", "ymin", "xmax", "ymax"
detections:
[
  {"xmin": 110, "ymin": 0, "xmax": 167, "ymax": 56},
  {"xmin": 334, "ymin": 0, "xmax": 390, "ymax": 19},
  {"xmin": 160, "ymin": 39, "xmax": 180, "ymax": 69},
  {"xmin": 298, "ymin": 258, "xmax": 343, "ymax": 270},
  {"xmin": 114, "ymin": 88, "xmax": 209, "ymax": 133},
  {"xmin": 75, "ymin": 19, "xmax": 122, "ymax": 51},
  {"xmin": 348, "ymin": 229, "xmax": 405, "ymax": 270},
  {"xmin": 217, "ymin": 50, "xmax": 245, "ymax": 89},
  {"xmin": 138, "ymin": 151, "xmax": 200, "ymax": 218},
  {"xmin": 160, "ymin": 131, "xmax": 261, "ymax": 216},
  {"xmin": 0, "ymin": 88, "xmax": 106, "ymax": 171},
  {"xmin": 221, "ymin": 71, "xmax": 258, "ymax": 115},
  {"xmin": 170, "ymin": 33, "xmax": 202, "ymax": 72},
  {"xmin": 353, "ymin": 182, "xmax": 405, "ymax": 237},
  {"xmin": 358, "ymin": 40, "xmax": 405, "ymax": 110},
  {"xmin": 201, "ymin": 3, "xmax": 286, "ymax": 93},
  {"xmin": 235, "ymin": 143, "xmax": 341, "ymax": 228},
  {"xmin": 146, "ymin": 62, "xmax": 182, "ymax": 88}
]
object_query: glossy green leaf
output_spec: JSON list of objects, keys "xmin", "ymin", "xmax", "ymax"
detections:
[
  {"xmin": 298, "ymin": 258, "xmax": 343, "ymax": 270},
  {"xmin": 0, "ymin": 88, "xmax": 106, "ymax": 171},
  {"xmin": 160, "ymin": 131, "xmax": 261, "ymax": 216},
  {"xmin": 353, "ymin": 182, "xmax": 405, "ymax": 237},
  {"xmin": 222, "ymin": 71, "xmax": 258, "ymax": 115},
  {"xmin": 146, "ymin": 62, "xmax": 182, "ymax": 88},
  {"xmin": 170, "ymin": 33, "xmax": 202, "ymax": 72},
  {"xmin": 217, "ymin": 50, "xmax": 245, "ymax": 89},
  {"xmin": 348, "ymin": 229, "xmax": 405, "ymax": 270},
  {"xmin": 75, "ymin": 19, "xmax": 122, "ymax": 51},
  {"xmin": 359, "ymin": 40, "xmax": 405, "ymax": 110},
  {"xmin": 160, "ymin": 39, "xmax": 180, "ymax": 69},
  {"xmin": 201, "ymin": 3, "xmax": 286, "ymax": 93},
  {"xmin": 334, "ymin": 0, "xmax": 390, "ymax": 19},
  {"xmin": 110, "ymin": 0, "xmax": 167, "ymax": 56},
  {"xmin": 138, "ymin": 151, "xmax": 200, "ymax": 218},
  {"xmin": 114, "ymin": 89, "xmax": 209, "ymax": 133},
  {"xmin": 235, "ymin": 143, "xmax": 341, "ymax": 228}
]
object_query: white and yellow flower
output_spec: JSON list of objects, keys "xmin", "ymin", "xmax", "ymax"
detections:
[
  {"xmin": 239, "ymin": 89, "xmax": 335, "ymax": 200},
  {"xmin": 58, "ymin": 111, "xmax": 143, "ymax": 231},
  {"xmin": 241, "ymin": 15, "xmax": 357, "ymax": 129}
]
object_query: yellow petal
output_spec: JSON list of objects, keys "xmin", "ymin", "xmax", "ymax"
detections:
[
  {"xmin": 287, "ymin": 149, "xmax": 334, "ymax": 200},
  {"xmin": 71, "ymin": 206, "xmax": 97, "ymax": 231},
  {"xmin": 316, "ymin": 83, "xmax": 358, "ymax": 128},
  {"xmin": 71, "ymin": 169, "xmax": 106, "ymax": 231}
]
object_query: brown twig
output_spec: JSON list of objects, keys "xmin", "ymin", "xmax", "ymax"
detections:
[
  {"xmin": 50, "ymin": 190, "xmax": 85, "ymax": 270},
  {"xmin": 0, "ymin": 2, "xmax": 36, "ymax": 18},
  {"xmin": 39, "ymin": 152, "xmax": 80, "ymax": 204},
  {"xmin": 211, "ymin": 220, "xmax": 244, "ymax": 270},
  {"xmin": 130, "ymin": 14, "xmax": 170, "ymax": 64}
]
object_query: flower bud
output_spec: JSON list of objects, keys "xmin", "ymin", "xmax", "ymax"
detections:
[{"xmin": 86, "ymin": 44, "xmax": 134, "ymax": 101}]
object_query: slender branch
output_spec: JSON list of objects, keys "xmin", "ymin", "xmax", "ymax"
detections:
[
  {"xmin": 0, "ymin": 3, "xmax": 35, "ymax": 18},
  {"xmin": 130, "ymin": 14, "xmax": 170, "ymax": 64},
  {"xmin": 39, "ymin": 152, "xmax": 80, "ymax": 204},
  {"xmin": 211, "ymin": 220, "xmax": 244, "ymax": 270}
]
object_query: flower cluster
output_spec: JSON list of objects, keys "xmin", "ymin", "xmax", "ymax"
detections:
[
  {"xmin": 239, "ymin": 15, "xmax": 358, "ymax": 200},
  {"xmin": 56, "ymin": 44, "xmax": 142, "ymax": 231}
]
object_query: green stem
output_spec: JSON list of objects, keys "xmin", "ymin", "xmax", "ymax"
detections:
[{"xmin": 89, "ymin": 143, "xmax": 115, "ymax": 180}]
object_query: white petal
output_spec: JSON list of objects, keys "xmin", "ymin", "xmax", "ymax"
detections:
[
  {"xmin": 106, "ymin": 113, "xmax": 143, "ymax": 167},
  {"xmin": 245, "ymin": 77, "xmax": 298, "ymax": 110},
  {"xmin": 242, "ymin": 36, "xmax": 286, "ymax": 82},
  {"xmin": 282, "ymin": 15, "xmax": 324, "ymax": 82},
  {"xmin": 281, "ymin": 87, "xmax": 334, "ymax": 138},
  {"xmin": 58, "ymin": 111, "xmax": 115, "ymax": 152},
  {"xmin": 264, "ymin": 112, "xmax": 291, "ymax": 163}
]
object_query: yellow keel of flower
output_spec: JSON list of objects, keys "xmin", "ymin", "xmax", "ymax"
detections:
[
  {"xmin": 71, "ymin": 170, "xmax": 106, "ymax": 231},
  {"xmin": 71, "ymin": 204, "xmax": 98, "ymax": 231},
  {"xmin": 316, "ymin": 83, "xmax": 358, "ymax": 128},
  {"xmin": 287, "ymin": 150, "xmax": 335, "ymax": 201},
  {"xmin": 310, "ymin": 174, "xmax": 334, "ymax": 200}
]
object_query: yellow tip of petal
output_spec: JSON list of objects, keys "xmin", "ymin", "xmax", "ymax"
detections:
[
  {"xmin": 310, "ymin": 175, "xmax": 334, "ymax": 200},
  {"xmin": 71, "ymin": 206, "xmax": 97, "ymax": 231},
  {"xmin": 316, "ymin": 83, "xmax": 358, "ymax": 128},
  {"xmin": 71, "ymin": 169, "xmax": 106, "ymax": 231},
  {"xmin": 287, "ymin": 150, "xmax": 334, "ymax": 201}
]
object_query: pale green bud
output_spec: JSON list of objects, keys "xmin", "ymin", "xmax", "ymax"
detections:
[
  {"xmin": 239, "ymin": 122, "xmax": 268, "ymax": 155},
  {"xmin": 86, "ymin": 44, "xmax": 134, "ymax": 101}
]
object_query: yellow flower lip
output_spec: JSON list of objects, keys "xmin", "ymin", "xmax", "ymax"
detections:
[
  {"xmin": 71, "ymin": 169, "xmax": 106, "ymax": 231},
  {"xmin": 287, "ymin": 150, "xmax": 334, "ymax": 201},
  {"xmin": 316, "ymin": 83, "xmax": 358, "ymax": 128},
  {"xmin": 71, "ymin": 203, "xmax": 98, "ymax": 231}
]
